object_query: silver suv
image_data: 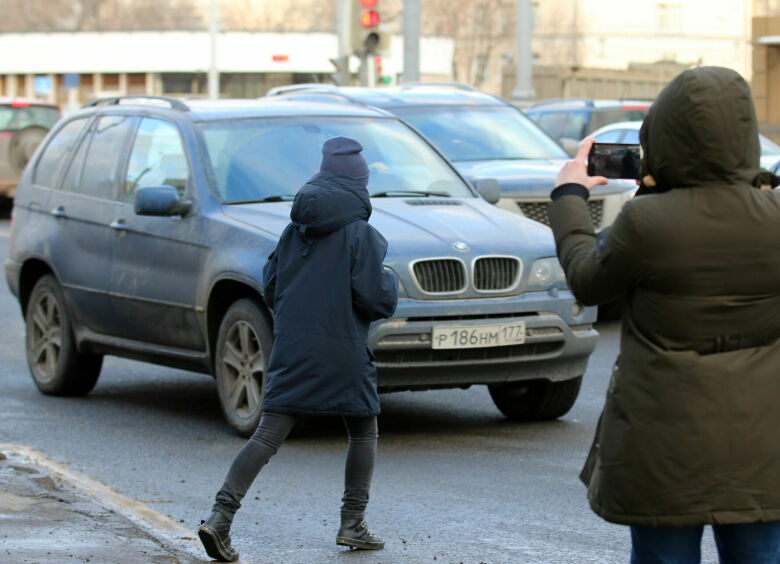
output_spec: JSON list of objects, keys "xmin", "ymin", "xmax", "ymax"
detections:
[{"xmin": 267, "ymin": 84, "xmax": 636, "ymax": 232}]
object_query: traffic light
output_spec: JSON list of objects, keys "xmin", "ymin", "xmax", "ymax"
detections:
[
  {"xmin": 351, "ymin": 0, "xmax": 390, "ymax": 54},
  {"xmin": 374, "ymin": 56, "xmax": 392, "ymax": 85}
]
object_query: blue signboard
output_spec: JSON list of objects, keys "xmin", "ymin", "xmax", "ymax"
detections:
[
  {"xmin": 64, "ymin": 74, "xmax": 80, "ymax": 89},
  {"xmin": 34, "ymin": 76, "xmax": 52, "ymax": 95}
]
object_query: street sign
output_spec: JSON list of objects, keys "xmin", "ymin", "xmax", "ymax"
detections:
[
  {"xmin": 64, "ymin": 74, "xmax": 80, "ymax": 89},
  {"xmin": 34, "ymin": 76, "xmax": 52, "ymax": 95}
]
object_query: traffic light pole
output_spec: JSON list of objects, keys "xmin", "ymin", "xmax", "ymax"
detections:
[
  {"xmin": 512, "ymin": 0, "xmax": 536, "ymax": 103},
  {"xmin": 402, "ymin": 0, "xmax": 421, "ymax": 83},
  {"xmin": 334, "ymin": 0, "xmax": 352, "ymax": 85}
]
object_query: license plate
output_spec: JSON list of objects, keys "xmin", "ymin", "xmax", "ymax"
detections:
[{"xmin": 431, "ymin": 322, "xmax": 526, "ymax": 350}]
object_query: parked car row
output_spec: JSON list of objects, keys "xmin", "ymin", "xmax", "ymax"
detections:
[{"xmin": 5, "ymin": 93, "xmax": 599, "ymax": 435}]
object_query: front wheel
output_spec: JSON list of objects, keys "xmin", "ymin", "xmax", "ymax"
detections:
[
  {"xmin": 214, "ymin": 299, "xmax": 273, "ymax": 436},
  {"xmin": 488, "ymin": 376, "xmax": 582, "ymax": 421},
  {"xmin": 25, "ymin": 275, "xmax": 103, "ymax": 395}
]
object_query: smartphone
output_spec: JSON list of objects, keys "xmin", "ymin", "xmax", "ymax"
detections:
[{"xmin": 587, "ymin": 143, "xmax": 642, "ymax": 180}]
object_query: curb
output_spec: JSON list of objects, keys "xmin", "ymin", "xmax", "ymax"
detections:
[{"xmin": 0, "ymin": 443, "xmax": 251, "ymax": 564}]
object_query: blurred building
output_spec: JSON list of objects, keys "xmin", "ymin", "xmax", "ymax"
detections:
[
  {"xmin": 0, "ymin": 31, "xmax": 453, "ymax": 111},
  {"xmin": 0, "ymin": 0, "xmax": 775, "ymax": 105}
]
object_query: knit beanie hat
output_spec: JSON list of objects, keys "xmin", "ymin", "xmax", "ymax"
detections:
[{"xmin": 320, "ymin": 137, "xmax": 370, "ymax": 187}]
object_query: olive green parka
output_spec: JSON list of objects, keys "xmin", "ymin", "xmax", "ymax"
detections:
[{"xmin": 549, "ymin": 66, "xmax": 780, "ymax": 527}]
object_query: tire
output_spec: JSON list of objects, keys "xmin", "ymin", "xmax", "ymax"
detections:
[
  {"xmin": 214, "ymin": 299, "xmax": 273, "ymax": 436},
  {"xmin": 488, "ymin": 376, "xmax": 582, "ymax": 421},
  {"xmin": 25, "ymin": 275, "xmax": 103, "ymax": 396}
]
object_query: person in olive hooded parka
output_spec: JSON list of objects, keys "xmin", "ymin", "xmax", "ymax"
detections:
[
  {"xmin": 549, "ymin": 67, "xmax": 780, "ymax": 561},
  {"xmin": 198, "ymin": 137, "xmax": 398, "ymax": 562}
]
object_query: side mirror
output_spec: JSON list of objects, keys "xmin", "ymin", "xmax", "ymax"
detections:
[
  {"xmin": 134, "ymin": 186, "xmax": 192, "ymax": 217},
  {"xmin": 559, "ymin": 137, "xmax": 580, "ymax": 157},
  {"xmin": 474, "ymin": 178, "xmax": 501, "ymax": 204}
]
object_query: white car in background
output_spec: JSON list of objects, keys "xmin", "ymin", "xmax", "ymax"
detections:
[{"xmin": 590, "ymin": 120, "xmax": 780, "ymax": 171}]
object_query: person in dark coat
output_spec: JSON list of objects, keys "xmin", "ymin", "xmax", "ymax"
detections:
[
  {"xmin": 198, "ymin": 137, "xmax": 398, "ymax": 562},
  {"xmin": 549, "ymin": 67, "xmax": 780, "ymax": 562}
]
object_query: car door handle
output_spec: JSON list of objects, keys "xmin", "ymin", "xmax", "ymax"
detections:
[
  {"xmin": 110, "ymin": 219, "xmax": 127, "ymax": 231},
  {"xmin": 51, "ymin": 206, "xmax": 66, "ymax": 218}
]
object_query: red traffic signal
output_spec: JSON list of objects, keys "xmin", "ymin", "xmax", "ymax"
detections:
[{"xmin": 360, "ymin": 10, "xmax": 380, "ymax": 27}]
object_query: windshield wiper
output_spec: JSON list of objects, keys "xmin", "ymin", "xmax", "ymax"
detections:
[
  {"xmin": 371, "ymin": 190, "xmax": 451, "ymax": 198},
  {"xmin": 224, "ymin": 194, "xmax": 296, "ymax": 204}
]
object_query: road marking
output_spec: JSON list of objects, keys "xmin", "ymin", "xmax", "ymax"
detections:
[{"xmin": 1, "ymin": 443, "xmax": 253, "ymax": 564}]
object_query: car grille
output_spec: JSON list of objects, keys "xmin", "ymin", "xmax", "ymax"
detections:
[
  {"xmin": 473, "ymin": 257, "xmax": 520, "ymax": 291},
  {"xmin": 518, "ymin": 199, "xmax": 604, "ymax": 228},
  {"xmin": 374, "ymin": 340, "xmax": 563, "ymax": 365},
  {"xmin": 412, "ymin": 259, "xmax": 466, "ymax": 293}
]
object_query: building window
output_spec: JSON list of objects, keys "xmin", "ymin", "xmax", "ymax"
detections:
[{"xmin": 655, "ymin": 3, "xmax": 682, "ymax": 35}]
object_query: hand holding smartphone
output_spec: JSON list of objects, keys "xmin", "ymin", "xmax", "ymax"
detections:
[{"xmin": 587, "ymin": 143, "xmax": 642, "ymax": 180}]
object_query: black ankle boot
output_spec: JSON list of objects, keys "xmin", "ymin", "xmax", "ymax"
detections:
[
  {"xmin": 336, "ymin": 514, "xmax": 385, "ymax": 550},
  {"xmin": 198, "ymin": 509, "xmax": 239, "ymax": 562}
]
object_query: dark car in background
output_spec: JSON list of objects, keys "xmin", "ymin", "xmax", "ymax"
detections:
[
  {"xmin": 266, "ymin": 84, "xmax": 637, "ymax": 232},
  {"xmin": 524, "ymin": 98, "xmax": 651, "ymax": 155},
  {"xmin": 0, "ymin": 98, "xmax": 61, "ymax": 211},
  {"xmin": 5, "ymin": 95, "xmax": 598, "ymax": 435}
]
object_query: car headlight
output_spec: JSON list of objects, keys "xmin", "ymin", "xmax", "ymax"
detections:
[{"xmin": 528, "ymin": 257, "xmax": 567, "ymax": 289}]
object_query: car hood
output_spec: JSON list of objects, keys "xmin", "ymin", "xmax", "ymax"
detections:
[
  {"xmin": 454, "ymin": 159, "xmax": 636, "ymax": 198},
  {"xmin": 221, "ymin": 196, "xmax": 557, "ymax": 261}
]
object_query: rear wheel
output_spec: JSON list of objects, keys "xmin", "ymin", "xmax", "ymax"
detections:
[
  {"xmin": 215, "ymin": 299, "xmax": 273, "ymax": 436},
  {"xmin": 25, "ymin": 275, "xmax": 103, "ymax": 395},
  {"xmin": 488, "ymin": 376, "xmax": 582, "ymax": 421}
]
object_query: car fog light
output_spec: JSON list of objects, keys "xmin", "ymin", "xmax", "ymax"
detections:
[{"xmin": 571, "ymin": 302, "xmax": 583, "ymax": 317}]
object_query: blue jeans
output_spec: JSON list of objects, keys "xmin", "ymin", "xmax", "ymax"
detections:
[{"xmin": 631, "ymin": 522, "xmax": 780, "ymax": 563}]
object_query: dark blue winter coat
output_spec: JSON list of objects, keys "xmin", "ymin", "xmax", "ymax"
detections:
[{"xmin": 261, "ymin": 170, "xmax": 398, "ymax": 417}]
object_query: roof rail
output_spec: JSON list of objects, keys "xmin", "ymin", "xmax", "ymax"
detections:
[
  {"xmin": 398, "ymin": 81, "xmax": 479, "ymax": 92},
  {"xmin": 271, "ymin": 91, "xmax": 358, "ymax": 105},
  {"xmin": 526, "ymin": 97, "xmax": 594, "ymax": 108},
  {"xmin": 266, "ymin": 83, "xmax": 339, "ymax": 97},
  {"xmin": 81, "ymin": 95, "xmax": 190, "ymax": 111}
]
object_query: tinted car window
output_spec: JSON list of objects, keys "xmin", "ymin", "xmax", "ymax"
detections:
[
  {"xmin": 79, "ymin": 115, "xmax": 134, "ymax": 199},
  {"xmin": 123, "ymin": 118, "xmax": 190, "ymax": 203},
  {"xmin": 0, "ymin": 105, "xmax": 60, "ymax": 131},
  {"xmin": 562, "ymin": 112, "xmax": 587, "ymax": 140},
  {"xmin": 33, "ymin": 118, "xmax": 89, "ymax": 187},
  {"xmin": 61, "ymin": 122, "xmax": 92, "ymax": 193},
  {"xmin": 390, "ymin": 105, "xmax": 568, "ymax": 161},
  {"xmin": 593, "ymin": 129, "xmax": 623, "ymax": 143},
  {"xmin": 590, "ymin": 107, "xmax": 649, "ymax": 132},
  {"xmin": 198, "ymin": 116, "xmax": 471, "ymax": 202},
  {"xmin": 533, "ymin": 111, "xmax": 566, "ymax": 140},
  {"xmin": 622, "ymin": 129, "xmax": 640, "ymax": 144}
]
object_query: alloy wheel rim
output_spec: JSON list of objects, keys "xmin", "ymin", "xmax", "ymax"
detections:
[
  {"xmin": 221, "ymin": 320, "xmax": 264, "ymax": 420},
  {"xmin": 29, "ymin": 290, "xmax": 62, "ymax": 384}
]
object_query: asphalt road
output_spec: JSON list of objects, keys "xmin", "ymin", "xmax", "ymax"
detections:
[{"xmin": 0, "ymin": 219, "xmax": 719, "ymax": 564}]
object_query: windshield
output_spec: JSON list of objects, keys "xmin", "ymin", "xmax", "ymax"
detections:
[
  {"xmin": 197, "ymin": 116, "xmax": 473, "ymax": 202},
  {"xmin": 760, "ymin": 134, "xmax": 780, "ymax": 156},
  {"xmin": 390, "ymin": 105, "xmax": 569, "ymax": 162}
]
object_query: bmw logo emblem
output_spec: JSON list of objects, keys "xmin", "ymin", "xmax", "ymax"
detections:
[{"xmin": 453, "ymin": 241, "xmax": 470, "ymax": 252}]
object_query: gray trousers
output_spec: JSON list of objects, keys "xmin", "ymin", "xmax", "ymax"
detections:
[{"xmin": 214, "ymin": 412, "xmax": 378, "ymax": 520}]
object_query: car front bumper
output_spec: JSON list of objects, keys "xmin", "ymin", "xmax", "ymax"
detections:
[{"xmin": 369, "ymin": 289, "xmax": 598, "ymax": 391}]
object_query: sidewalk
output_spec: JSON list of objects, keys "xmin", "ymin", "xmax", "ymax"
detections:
[{"xmin": 0, "ymin": 445, "xmax": 209, "ymax": 564}]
